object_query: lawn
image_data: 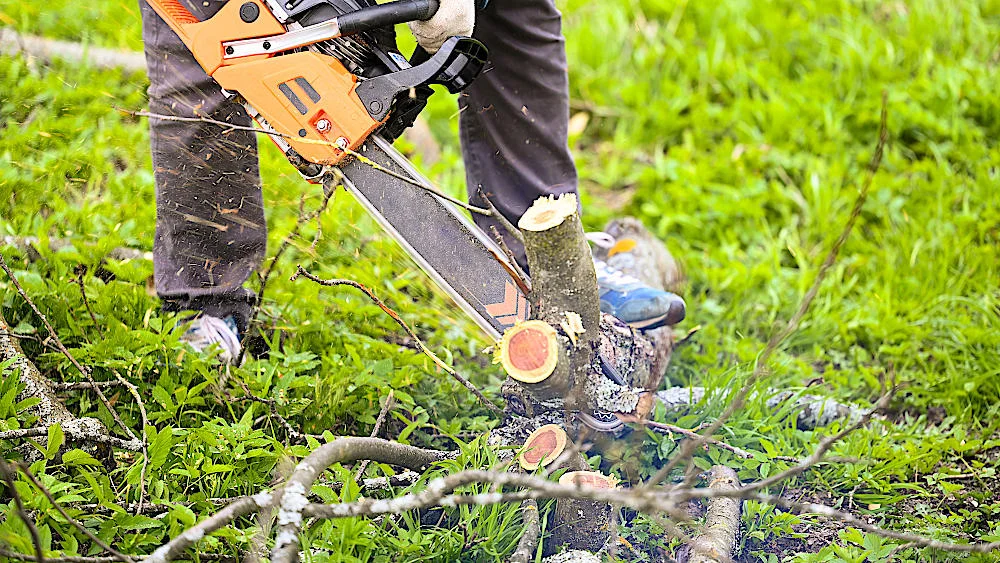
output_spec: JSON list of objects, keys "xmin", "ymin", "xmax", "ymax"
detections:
[{"xmin": 1, "ymin": 0, "xmax": 999, "ymax": 561}]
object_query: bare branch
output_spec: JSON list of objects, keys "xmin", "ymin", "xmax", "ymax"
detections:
[
  {"xmin": 355, "ymin": 390, "xmax": 397, "ymax": 480},
  {"xmin": 0, "ymin": 426, "xmax": 142, "ymax": 450},
  {"xmin": 269, "ymin": 437, "xmax": 455, "ymax": 563}
]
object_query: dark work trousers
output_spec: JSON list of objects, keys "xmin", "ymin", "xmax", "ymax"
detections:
[{"xmin": 140, "ymin": 0, "xmax": 578, "ymax": 330}]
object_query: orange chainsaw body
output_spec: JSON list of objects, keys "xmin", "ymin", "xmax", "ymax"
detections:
[{"xmin": 145, "ymin": 0, "xmax": 385, "ymax": 165}]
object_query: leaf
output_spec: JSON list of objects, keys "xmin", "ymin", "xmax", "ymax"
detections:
[
  {"xmin": 46, "ymin": 424, "xmax": 65, "ymax": 459},
  {"xmin": 202, "ymin": 463, "xmax": 234, "ymax": 474},
  {"xmin": 116, "ymin": 514, "xmax": 164, "ymax": 531},
  {"xmin": 149, "ymin": 426, "xmax": 174, "ymax": 470},
  {"xmin": 61, "ymin": 449, "xmax": 102, "ymax": 466}
]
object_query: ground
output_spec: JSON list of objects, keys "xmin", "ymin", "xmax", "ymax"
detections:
[{"xmin": 1, "ymin": 0, "xmax": 999, "ymax": 561}]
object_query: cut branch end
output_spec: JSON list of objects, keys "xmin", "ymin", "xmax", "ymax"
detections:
[{"xmin": 500, "ymin": 320, "xmax": 560, "ymax": 384}]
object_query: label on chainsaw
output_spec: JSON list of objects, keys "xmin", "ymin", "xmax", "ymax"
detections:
[{"xmin": 338, "ymin": 136, "xmax": 529, "ymax": 339}]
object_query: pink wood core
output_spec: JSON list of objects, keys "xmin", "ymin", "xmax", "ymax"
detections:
[
  {"xmin": 523, "ymin": 430, "xmax": 557, "ymax": 464},
  {"xmin": 508, "ymin": 328, "xmax": 550, "ymax": 372}
]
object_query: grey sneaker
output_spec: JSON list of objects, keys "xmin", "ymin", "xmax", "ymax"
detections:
[{"xmin": 180, "ymin": 315, "xmax": 242, "ymax": 364}]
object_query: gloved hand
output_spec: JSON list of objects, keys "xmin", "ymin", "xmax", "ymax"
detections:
[{"xmin": 408, "ymin": 0, "xmax": 474, "ymax": 53}]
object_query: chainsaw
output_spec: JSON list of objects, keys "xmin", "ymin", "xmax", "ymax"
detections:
[{"xmin": 144, "ymin": 0, "xmax": 529, "ymax": 339}]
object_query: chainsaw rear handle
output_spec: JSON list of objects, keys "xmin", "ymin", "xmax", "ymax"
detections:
[{"xmin": 339, "ymin": 0, "xmax": 440, "ymax": 36}]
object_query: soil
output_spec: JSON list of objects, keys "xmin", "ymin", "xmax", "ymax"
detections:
[{"xmin": 737, "ymin": 487, "xmax": 848, "ymax": 560}]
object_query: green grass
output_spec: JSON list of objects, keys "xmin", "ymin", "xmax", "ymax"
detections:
[{"xmin": 2, "ymin": 0, "xmax": 1000, "ymax": 561}]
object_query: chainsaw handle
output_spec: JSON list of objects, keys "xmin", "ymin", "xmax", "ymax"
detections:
[{"xmin": 338, "ymin": 0, "xmax": 439, "ymax": 36}]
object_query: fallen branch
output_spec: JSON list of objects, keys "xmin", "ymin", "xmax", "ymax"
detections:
[
  {"xmin": 0, "ymin": 28, "xmax": 145, "ymax": 71},
  {"xmin": 509, "ymin": 500, "xmax": 540, "ymax": 563},
  {"xmin": 683, "ymin": 466, "xmax": 742, "ymax": 563},
  {"xmin": 1, "ymin": 254, "xmax": 140, "ymax": 445},
  {"xmin": 0, "ymin": 426, "xmax": 142, "ymax": 451}
]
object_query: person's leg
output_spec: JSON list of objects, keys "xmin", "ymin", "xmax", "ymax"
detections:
[
  {"xmin": 459, "ymin": 0, "xmax": 577, "ymax": 269},
  {"xmin": 140, "ymin": 0, "xmax": 265, "ymax": 334}
]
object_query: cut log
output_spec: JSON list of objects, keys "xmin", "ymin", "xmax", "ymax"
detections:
[
  {"xmin": 545, "ymin": 471, "xmax": 618, "ymax": 555},
  {"xmin": 518, "ymin": 424, "xmax": 568, "ymax": 471},
  {"xmin": 510, "ymin": 194, "xmax": 603, "ymax": 410},
  {"xmin": 518, "ymin": 194, "xmax": 601, "ymax": 334}
]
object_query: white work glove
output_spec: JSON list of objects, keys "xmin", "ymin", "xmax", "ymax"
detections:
[{"xmin": 408, "ymin": 0, "xmax": 475, "ymax": 53}]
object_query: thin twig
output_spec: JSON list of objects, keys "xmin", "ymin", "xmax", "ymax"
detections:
[
  {"xmin": 236, "ymin": 180, "xmax": 338, "ymax": 366},
  {"xmin": 17, "ymin": 462, "xmax": 134, "ymax": 563},
  {"xmin": 0, "ymin": 461, "xmax": 44, "ymax": 563},
  {"xmin": 123, "ymin": 109, "xmax": 490, "ymax": 217},
  {"xmin": 477, "ymin": 188, "xmax": 525, "ymax": 246},
  {"xmin": 355, "ymin": 390, "xmax": 396, "ymax": 480},
  {"xmin": 339, "ymin": 145, "xmax": 491, "ymax": 215},
  {"xmin": 643, "ymin": 421, "xmax": 753, "ymax": 459},
  {"xmin": 0, "ymin": 254, "xmax": 138, "ymax": 443},
  {"xmin": 234, "ymin": 382, "xmax": 311, "ymax": 443},
  {"xmin": 489, "ymin": 226, "xmax": 531, "ymax": 294},
  {"xmin": 74, "ymin": 270, "xmax": 104, "ymax": 338},
  {"xmin": 111, "ymin": 367, "xmax": 149, "ymax": 515},
  {"xmin": 291, "ymin": 266, "xmax": 503, "ymax": 415}
]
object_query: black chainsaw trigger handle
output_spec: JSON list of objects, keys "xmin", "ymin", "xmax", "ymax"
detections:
[
  {"xmin": 337, "ymin": 0, "xmax": 440, "ymax": 36},
  {"xmin": 356, "ymin": 36, "xmax": 488, "ymax": 122}
]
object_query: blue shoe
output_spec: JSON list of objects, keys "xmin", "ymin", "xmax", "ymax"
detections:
[
  {"xmin": 594, "ymin": 259, "xmax": 686, "ymax": 330},
  {"xmin": 180, "ymin": 314, "xmax": 243, "ymax": 364}
]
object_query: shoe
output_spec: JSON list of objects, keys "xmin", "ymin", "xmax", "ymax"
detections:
[
  {"xmin": 180, "ymin": 314, "xmax": 242, "ymax": 364},
  {"xmin": 593, "ymin": 258, "xmax": 686, "ymax": 330}
]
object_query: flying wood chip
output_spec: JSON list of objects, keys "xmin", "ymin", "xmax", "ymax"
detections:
[
  {"xmin": 499, "ymin": 320, "xmax": 559, "ymax": 384},
  {"xmin": 518, "ymin": 424, "xmax": 568, "ymax": 470}
]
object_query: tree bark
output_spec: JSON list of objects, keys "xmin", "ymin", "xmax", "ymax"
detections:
[
  {"xmin": 682, "ymin": 466, "xmax": 743, "ymax": 563},
  {"xmin": 545, "ymin": 471, "xmax": 617, "ymax": 555}
]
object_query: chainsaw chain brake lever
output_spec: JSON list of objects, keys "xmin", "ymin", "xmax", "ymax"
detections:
[{"xmin": 355, "ymin": 35, "xmax": 488, "ymax": 122}]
